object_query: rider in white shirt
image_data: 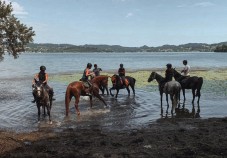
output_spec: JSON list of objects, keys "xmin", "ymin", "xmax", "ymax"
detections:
[{"xmin": 181, "ymin": 60, "xmax": 190, "ymax": 76}]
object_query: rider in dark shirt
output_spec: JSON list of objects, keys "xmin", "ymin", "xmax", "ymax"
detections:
[
  {"xmin": 165, "ymin": 63, "xmax": 174, "ymax": 82},
  {"xmin": 93, "ymin": 64, "xmax": 102, "ymax": 77},
  {"xmin": 160, "ymin": 63, "xmax": 174, "ymax": 89},
  {"xmin": 81, "ymin": 63, "xmax": 94, "ymax": 94},
  {"xmin": 118, "ymin": 63, "xmax": 126, "ymax": 86},
  {"xmin": 32, "ymin": 66, "xmax": 54, "ymax": 103}
]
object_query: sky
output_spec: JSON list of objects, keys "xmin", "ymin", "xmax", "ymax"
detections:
[{"xmin": 4, "ymin": 0, "xmax": 227, "ymax": 47}]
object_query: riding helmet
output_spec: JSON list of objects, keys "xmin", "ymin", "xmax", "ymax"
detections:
[
  {"xmin": 120, "ymin": 63, "xmax": 123, "ymax": 67},
  {"xmin": 87, "ymin": 63, "xmax": 92, "ymax": 68},
  {"xmin": 40, "ymin": 65, "xmax": 46, "ymax": 71},
  {"xmin": 166, "ymin": 63, "xmax": 172, "ymax": 68},
  {"xmin": 183, "ymin": 60, "xmax": 188, "ymax": 64}
]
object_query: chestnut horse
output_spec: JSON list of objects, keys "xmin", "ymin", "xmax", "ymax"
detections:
[
  {"xmin": 65, "ymin": 81, "xmax": 107, "ymax": 116},
  {"xmin": 109, "ymin": 74, "xmax": 136, "ymax": 98},
  {"xmin": 91, "ymin": 75, "xmax": 109, "ymax": 95},
  {"xmin": 172, "ymin": 69, "xmax": 203, "ymax": 104}
]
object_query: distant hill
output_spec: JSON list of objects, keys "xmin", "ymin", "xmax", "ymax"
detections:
[{"xmin": 25, "ymin": 42, "xmax": 227, "ymax": 53}]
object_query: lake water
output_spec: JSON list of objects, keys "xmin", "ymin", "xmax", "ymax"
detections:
[{"xmin": 0, "ymin": 52, "xmax": 227, "ymax": 132}]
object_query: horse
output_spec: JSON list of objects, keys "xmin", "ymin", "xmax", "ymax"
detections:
[
  {"xmin": 172, "ymin": 69, "xmax": 203, "ymax": 104},
  {"xmin": 91, "ymin": 75, "xmax": 109, "ymax": 95},
  {"xmin": 65, "ymin": 81, "xmax": 107, "ymax": 116},
  {"xmin": 33, "ymin": 81, "xmax": 52, "ymax": 124},
  {"xmin": 109, "ymin": 74, "xmax": 136, "ymax": 98},
  {"xmin": 147, "ymin": 72, "xmax": 181, "ymax": 114}
]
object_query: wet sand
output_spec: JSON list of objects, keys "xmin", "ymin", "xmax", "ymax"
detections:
[
  {"xmin": 1, "ymin": 117, "xmax": 227, "ymax": 157},
  {"xmin": 1, "ymin": 68, "xmax": 227, "ymax": 157}
]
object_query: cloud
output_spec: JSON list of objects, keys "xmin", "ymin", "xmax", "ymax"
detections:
[
  {"xmin": 3, "ymin": 0, "xmax": 28, "ymax": 15},
  {"xmin": 194, "ymin": 2, "xmax": 215, "ymax": 7},
  {"xmin": 126, "ymin": 12, "xmax": 133, "ymax": 18},
  {"xmin": 177, "ymin": 2, "xmax": 215, "ymax": 8}
]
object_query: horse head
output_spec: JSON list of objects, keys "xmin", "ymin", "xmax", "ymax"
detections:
[
  {"xmin": 111, "ymin": 74, "xmax": 118, "ymax": 86},
  {"xmin": 172, "ymin": 68, "xmax": 181, "ymax": 79},
  {"xmin": 148, "ymin": 72, "xmax": 156, "ymax": 82},
  {"xmin": 34, "ymin": 82, "xmax": 44, "ymax": 99}
]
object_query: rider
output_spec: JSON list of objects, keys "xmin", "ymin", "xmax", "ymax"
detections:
[
  {"xmin": 32, "ymin": 65, "xmax": 54, "ymax": 103},
  {"xmin": 81, "ymin": 63, "xmax": 94, "ymax": 94},
  {"xmin": 160, "ymin": 63, "xmax": 174, "ymax": 88},
  {"xmin": 93, "ymin": 64, "xmax": 102, "ymax": 77},
  {"xmin": 118, "ymin": 63, "xmax": 126, "ymax": 86},
  {"xmin": 181, "ymin": 60, "xmax": 190, "ymax": 76}
]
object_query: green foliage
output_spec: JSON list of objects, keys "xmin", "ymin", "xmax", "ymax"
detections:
[
  {"xmin": 0, "ymin": 1, "xmax": 35, "ymax": 61},
  {"xmin": 214, "ymin": 44, "xmax": 227, "ymax": 52}
]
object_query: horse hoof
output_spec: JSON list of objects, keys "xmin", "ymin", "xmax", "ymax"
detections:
[
  {"xmin": 77, "ymin": 112, "xmax": 80, "ymax": 116},
  {"xmin": 38, "ymin": 121, "xmax": 40, "ymax": 124},
  {"xmin": 49, "ymin": 121, "xmax": 52, "ymax": 125}
]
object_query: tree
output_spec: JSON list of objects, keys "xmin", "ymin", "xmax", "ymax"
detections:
[
  {"xmin": 0, "ymin": 1, "xmax": 35, "ymax": 61},
  {"xmin": 214, "ymin": 44, "xmax": 227, "ymax": 52}
]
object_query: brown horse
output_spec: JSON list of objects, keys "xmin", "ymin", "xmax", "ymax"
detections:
[
  {"xmin": 65, "ymin": 81, "xmax": 107, "ymax": 116},
  {"xmin": 91, "ymin": 75, "xmax": 109, "ymax": 95},
  {"xmin": 172, "ymin": 69, "xmax": 203, "ymax": 104},
  {"xmin": 109, "ymin": 74, "xmax": 136, "ymax": 98},
  {"xmin": 33, "ymin": 81, "xmax": 52, "ymax": 124}
]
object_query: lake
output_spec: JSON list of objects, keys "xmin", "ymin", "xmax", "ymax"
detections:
[{"xmin": 0, "ymin": 52, "xmax": 227, "ymax": 132}]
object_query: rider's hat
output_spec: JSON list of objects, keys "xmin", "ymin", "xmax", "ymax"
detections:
[
  {"xmin": 40, "ymin": 65, "xmax": 46, "ymax": 71},
  {"xmin": 166, "ymin": 63, "xmax": 172, "ymax": 68}
]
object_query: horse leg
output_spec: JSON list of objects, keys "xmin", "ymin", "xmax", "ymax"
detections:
[
  {"xmin": 166, "ymin": 93, "xmax": 169, "ymax": 114},
  {"xmin": 171, "ymin": 94, "xmax": 175, "ymax": 114},
  {"xmin": 47, "ymin": 103, "xmax": 52, "ymax": 124},
  {"xmin": 160, "ymin": 92, "xmax": 163, "ymax": 115},
  {"xmin": 65, "ymin": 88, "xmax": 72, "ymax": 116},
  {"xmin": 43, "ymin": 105, "xmax": 46, "ymax": 116},
  {"xmin": 130, "ymin": 84, "xmax": 135, "ymax": 95},
  {"xmin": 89, "ymin": 95, "xmax": 93, "ymax": 108},
  {"xmin": 105, "ymin": 86, "xmax": 109, "ymax": 95},
  {"xmin": 115, "ymin": 89, "xmax": 119, "ymax": 98},
  {"xmin": 74, "ymin": 95, "xmax": 80, "ymax": 116},
  {"xmin": 109, "ymin": 87, "xmax": 114, "ymax": 97},
  {"xmin": 94, "ymin": 92, "xmax": 107, "ymax": 106},
  {"xmin": 37, "ymin": 104, "xmax": 41, "ymax": 123},
  {"xmin": 192, "ymin": 89, "xmax": 196, "ymax": 104},
  {"xmin": 126, "ymin": 87, "xmax": 130, "ymax": 96},
  {"xmin": 182, "ymin": 89, "xmax": 186, "ymax": 103}
]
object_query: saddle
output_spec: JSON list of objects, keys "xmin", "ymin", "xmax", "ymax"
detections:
[{"xmin": 120, "ymin": 78, "xmax": 129, "ymax": 87}]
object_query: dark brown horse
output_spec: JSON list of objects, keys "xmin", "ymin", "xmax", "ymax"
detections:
[
  {"xmin": 109, "ymin": 74, "xmax": 136, "ymax": 98},
  {"xmin": 91, "ymin": 75, "xmax": 109, "ymax": 95},
  {"xmin": 33, "ymin": 81, "xmax": 52, "ymax": 124},
  {"xmin": 65, "ymin": 81, "xmax": 107, "ymax": 116},
  {"xmin": 172, "ymin": 69, "xmax": 203, "ymax": 104}
]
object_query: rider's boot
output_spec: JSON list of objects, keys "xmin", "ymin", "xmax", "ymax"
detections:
[{"xmin": 31, "ymin": 95, "xmax": 36, "ymax": 103}]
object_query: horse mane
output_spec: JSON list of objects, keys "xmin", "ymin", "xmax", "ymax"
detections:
[{"xmin": 173, "ymin": 69, "xmax": 182, "ymax": 79}]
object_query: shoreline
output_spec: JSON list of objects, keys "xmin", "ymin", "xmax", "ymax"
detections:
[{"xmin": 1, "ymin": 117, "xmax": 227, "ymax": 157}]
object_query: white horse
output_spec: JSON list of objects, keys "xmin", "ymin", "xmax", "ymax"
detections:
[{"xmin": 148, "ymin": 72, "xmax": 181, "ymax": 114}]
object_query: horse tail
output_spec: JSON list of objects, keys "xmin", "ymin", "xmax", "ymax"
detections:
[
  {"xmin": 196, "ymin": 77, "xmax": 203, "ymax": 97},
  {"xmin": 173, "ymin": 82, "xmax": 181, "ymax": 108},
  {"xmin": 65, "ymin": 84, "xmax": 72, "ymax": 116}
]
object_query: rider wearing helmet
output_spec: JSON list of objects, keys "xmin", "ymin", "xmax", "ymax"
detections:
[
  {"xmin": 165, "ymin": 63, "xmax": 174, "ymax": 82},
  {"xmin": 118, "ymin": 63, "xmax": 126, "ymax": 86},
  {"xmin": 81, "ymin": 63, "xmax": 94, "ymax": 94},
  {"xmin": 181, "ymin": 60, "xmax": 190, "ymax": 76},
  {"xmin": 93, "ymin": 64, "xmax": 102, "ymax": 77},
  {"xmin": 32, "ymin": 66, "xmax": 54, "ymax": 103}
]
